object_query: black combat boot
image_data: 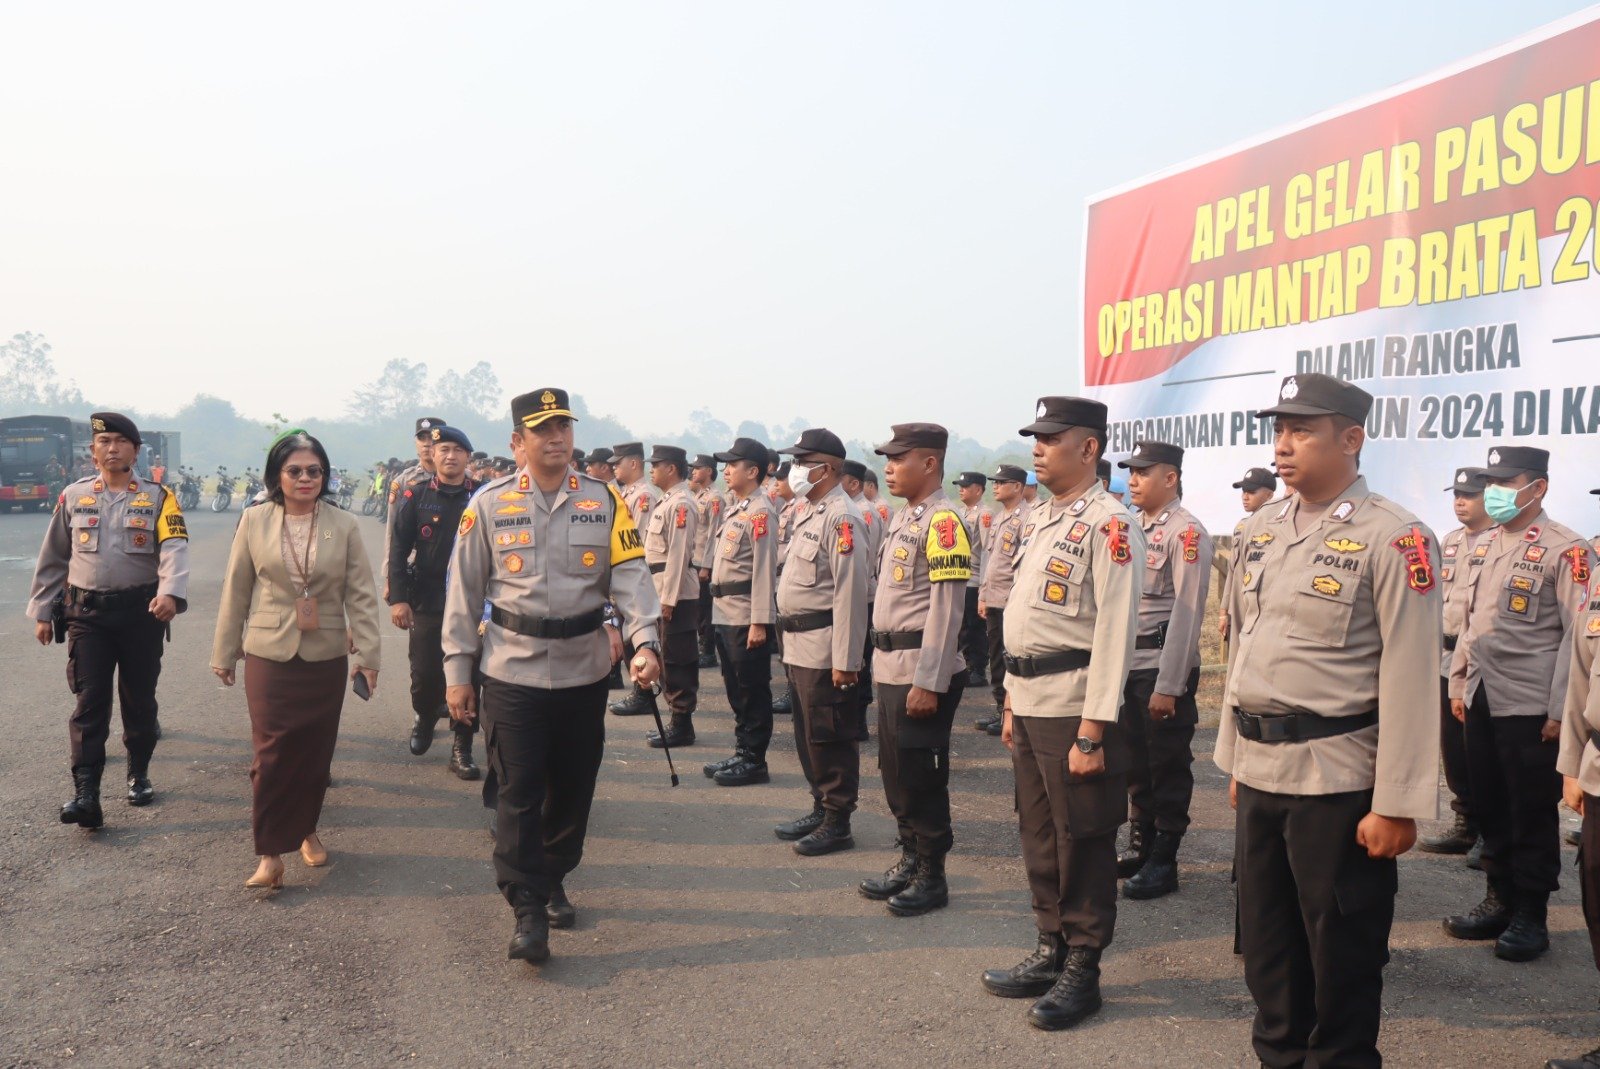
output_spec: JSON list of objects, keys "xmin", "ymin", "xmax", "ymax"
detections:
[
  {"xmin": 981, "ymin": 931, "xmax": 1067, "ymax": 998},
  {"xmin": 968, "ymin": 666, "xmax": 987, "ymax": 688},
  {"xmin": 647, "ymin": 715, "xmax": 695, "ymax": 748},
  {"xmin": 1419, "ymin": 812, "xmax": 1478, "ymax": 854},
  {"xmin": 408, "ymin": 713, "xmax": 437, "ymax": 756},
  {"xmin": 126, "ymin": 754, "xmax": 155, "ymax": 807},
  {"xmin": 697, "ymin": 643, "xmax": 718, "ymax": 669},
  {"xmin": 974, "ymin": 711, "xmax": 1000, "ymax": 733},
  {"xmin": 546, "ymin": 881, "xmax": 576, "ymax": 930},
  {"xmin": 448, "ymin": 729, "xmax": 480, "ymax": 781},
  {"xmin": 508, "ymin": 889, "xmax": 550, "ymax": 963},
  {"xmin": 774, "ymin": 803, "xmax": 824, "ymax": 841},
  {"xmin": 1495, "ymin": 893, "xmax": 1551, "ymax": 962},
  {"xmin": 1124, "ymin": 829, "xmax": 1181, "ymax": 899},
  {"xmin": 793, "ymin": 810, "xmax": 853, "ymax": 856},
  {"xmin": 1444, "ymin": 882, "xmax": 1514, "ymax": 940},
  {"xmin": 1028, "ymin": 946, "xmax": 1103, "ymax": 1031},
  {"xmin": 1547, "ymin": 1042, "xmax": 1600, "ymax": 1067},
  {"xmin": 1466, "ymin": 835, "xmax": 1485, "ymax": 870},
  {"xmin": 1116, "ymin": 821, "xmax": 1153, "ymax": 878},
  {"xmin": 609, "ymin": 688, "xmax": 653, "ymax": 716},
  {"xmin": 984, "ymin": 717, "xmax": 1002, "ymax": 737},
  {"xmin": 859, "ymin": 839, "xmax": 917, "ymax": 900},
  {"xmin": 888, "ymin": 854, "xmax": 949, "ymax": 916},
  {"xmin": 60, "ymin": 766, "xmax": 104, "ymax": 829},
  {"xmin": 703, "ymin": 752, "xmax": 743, "ymax": 778},
  {"xmin": 713, "ymin": 753, "xmax": 770, "ymax": 786},
  {"xmin": 771, "ymin": 687, "xmax": 793, "ymax": 716}
]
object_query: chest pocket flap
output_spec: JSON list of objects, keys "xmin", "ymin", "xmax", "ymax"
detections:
[
  {"xmin": 1288, "ymin": 562, "xmax": 1364, "ymax": 647},
  {"xmin": 1035, "ymin": 552, "xmax": 1087, "ymax": 617},
  {"xmin": 789, "ymin": 536, "xmax": 821, "ymax": 586},
  {"xmin": 68, "ymin": 512, "xmax": 101, "ymax": 552},
  {"xmin": 1501, "ymin": 571, "xmax": 1545, "ymax": 621}
]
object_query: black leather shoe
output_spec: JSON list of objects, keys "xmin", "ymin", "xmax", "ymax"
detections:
[
  {"xmin": 968, "ymin": 669, "xmax": 988, "ymax": 688},
  {"xmin": 1124, "ymin": 830, "xmax": 1180, "ymax": 899},
  {"xmin": 60, "ymin": 767, "xmax": 104, "ymax": 829},
  {"xmin": 771, "ymin": 689, "xmax": 793, "ymax": 716},
  {"xmin": 775, "ymin": 804, "xmax": 824, "ymax": 841},
  {"xmin": 448, "ymin": 732, "xmax": 480, "ymax": 781},
  {"xmin": 1028, "ymin": 947, "xmax": 1103, "ymax": 1031},
  {"xmin": 859, "ymin": 841, "xmax": 917, "ymax": 900},
  {"xmin": 126, "ymin": 756, "xmax": 154, "ymax": 807},
  {"xmin": 647, "ymin": 717, "xmax": 695, "ymax": 748},
  {"xmin": 1547, "ymin": 1042, "xmax": 1600, "ymax": 1067},
  {"xmin": 981, "ymin": 931, "xmax": 1067, "ymax": 998},
  {"xmin": 609, "ymin": 690, "xmax": 653, "ymax": 716},
  {"xmin": 888, "ymin": 855, "xmax": 948, "ymax": 916},
  {"xmin": 697, "ymin": 651, "xmax": 718, "ymax": 669},
  {"xmin": 703, "ymin": 753, "xmax": 743, "ymax": 778},
  {"xmin": 984, "ymin": 717, "xmax": 1002, "ymax": 737},
  {"xmin": 546, "ymin": 883, "xmax": 576, "ymax": 930},
  {"xmin": 408, "ymin": 714, "xmax": 437, "ymax": 756},
  {"xmin": 1419, "ymin": 813, "xmax": 1478, "ymax": 854},
  {"xmin": 508, "ymin": 910, "xmax": 550, "ymax": 963},
  {"xmin": 974, "ymin": 713, "xmax": 999, "ymax": 732},
  {"xmin": 1444, "ymin": 885, "xmax": 1513, "ymax": 940},
  {"xmin": 1495, "ymin": 896, "xmax": 1550, "ymax": 961},
  {"xmin": 1116, "ymin": 821, "xmax": 1152, "ymax": 879},
  {"xmin": 713, "ymin": 756, "xmax": 770, "ymax": 786},
  {"xmin": 793, "ymin": 813, "xmax": 853, "ymax": 856},
  {"xmin": 1466, "ymin": 835, "xmax": 1485, "ymax": 870}
]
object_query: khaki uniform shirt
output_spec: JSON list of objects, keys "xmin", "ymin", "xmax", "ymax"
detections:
[
  {"xmin": 1557, "ymin": 587, "xmax": 1600, "ymax": 793},
  {"xmin": 620, "ymin": 478, "xmax": 661, "ymax": 532},
  {"xmin": 776, "ymin": 484, "xmax": 869, "ymax": 672},
  {"xmin": 959, "ymin": 503, "xmax": 993, "ymax": 590},
  {"xmin": 1134, "ymin": 500, "xmax": 1213, "ymax": 694},
  {"xmin": 1002, "ymin": 481, "xmax": 1143, "ymax": 724},
  {"xmin": 1439, "ymin": 524, "xmax": 1496, "ymax": 676},
  {"xmin": 1448, "ymin": 510, "xmax": 1593, "ymax": 720},
  {"xmin": 28, "ymin": 475, "xmax": 190, "ymax": 618},
  {"xmin": 872, "ymin": 489, "xmax": 970, "ymax": 690},
  {"xmin": 691, "ymin": 486, "xmax": 725, "ymax": 570},
  {"xmin": 442, "ymin": 470, "xmax": 660, "ymax": 689},
  {"xmin": 1214, "ymin": 477, "xmax": 1442, "ymax": 819},
  {"xmin": 710, "ymin": 490, "xmax": 778, "ymax": 627},
  {"xmin": 978, "ymin": 501, "xmax": 1029, "ymax": 609},
  {"xmin": 776, "ymin": 498, "xmax": 800, "ymax": 573},
  {"xmin": 849, "ymin": 492, "xmax": 885, "ymax": 584},
  {"xmin": 645, "ymin": 482, "xmax": 699, "ymax": 607}
]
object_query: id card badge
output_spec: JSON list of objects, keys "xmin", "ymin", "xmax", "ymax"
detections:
[{"xmin": 296, "ymin": 594, "xmax": 320, "ymax": 631}]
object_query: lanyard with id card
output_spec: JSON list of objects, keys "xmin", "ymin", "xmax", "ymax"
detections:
[{"xmin": 282, "ymin": 504, "xmax": 320, "ymax": 631}]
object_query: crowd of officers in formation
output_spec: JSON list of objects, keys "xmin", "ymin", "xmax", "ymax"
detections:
[{"xmin": 24, "ymin": 375, "xmax": 1600, "ymax": 1066}]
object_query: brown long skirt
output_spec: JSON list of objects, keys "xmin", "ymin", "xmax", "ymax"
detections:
[{"xmin": 244, "ymin": 653, "xmax": 347, "ymax": 855}]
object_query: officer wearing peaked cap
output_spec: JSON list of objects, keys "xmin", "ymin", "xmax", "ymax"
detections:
[
  {"xmin": 975, "ymin": 464, "xmax": 1030, "ymax": 735},
  {"xmin": 608, "ymin": 442, "xmax": 664, "ymax": 717},
  {"xmin": 1217, "ymin": 373, "xmax": 1441, "ymax": 1066},
  {"xmin": 842, "ymin": 458, "xmax": 882, "ymax": 741},
  {"xmin": 981, "ymin": 396, "xmax": 1142, "ymax": 1032},
  {"xmin": 953, "ymin": 472, "xmax": 992, "ymax": 687},
  {"xmin": 442, "ymin": 387, "xmax": 662, "ymax": 964},
  {"xmin": 689, "ymin": 453, "xmax": 724, "ymax": 669},
  {"xmin": 640, "ymin": 444, "xmax": 701, "ymax": 748},
  {"xmin": 584, "ymin": 447, "xmax": 616, "ymax": 486},
  {"xmin": 1218, "ymin": 466, "xmax": 1279, "ymax": 647},
  {"xmin": 28, "ymin": 412, "xmax": 189, "ymax": 827},
  {"xmin": 383, "ymin": 416, "xmax": 446, "ymax": 595}
]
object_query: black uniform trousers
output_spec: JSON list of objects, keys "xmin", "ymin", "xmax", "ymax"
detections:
[
  {"xmin": 1011, "ymin": 714, "xmax": 1126, "ymax": 947},
  {"xmin": 1438, "ymin": 675, "xmax": 1473, "ymax": 819},
  {"xmin": 877, "ymin": 678, "xmax": 964, "ymax": 857},
  {"xmin": 1119, "ymin": 666, "xmax": 1199, "ymax": 833},
  {"xmin": 1580, "ymin": 793, "xmax": 1600, "ymax": 970},
  {"xmin": 1463, "ymin": 685, "xmax": 1561, "ymax": 897},
  {"xmin": 1235, "ymin": 784, "xmax": 1395, "ymax": 1069},
  {"xmin": 409, "ymin": 611, "xmax": 475, "ymax": 736},
  {"xmin": 64, "ymin": 603, "xmax": 166, "ymax": 772},
  {"xmin": 959, "ymin": 587, "xmax": 985, "ymax": 674},
  {"xmin": 662, "ymin": 599, "xmax": 701, "ymax": 716},
  {"xmin": 852, "ymin": 603, "xmax": 875, "ymax": 739},
  {"xmin": 984, "ymin": 607, "xmax": 1006, "ymax": 708},
  {"xmin": 787, "ymin": 663, "xmax": 860, "ymax": 815},
  {"xmin": 715, "ymin": 624, "xmax": 773, "ymax": 759},
  {"xmin": 480, "ymin": 676, "xmax": 608, "ymax": 906},
  {"xmin": 697, "ymin": 576, "xmax": 715, "ymax": 653}
]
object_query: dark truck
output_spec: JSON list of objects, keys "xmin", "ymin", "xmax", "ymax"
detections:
[{"xmin": 0, "ymin": 414, "xmax": 91, "ymax": 511}]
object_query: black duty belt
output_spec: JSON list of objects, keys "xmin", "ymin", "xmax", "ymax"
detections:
[
  {"xmin": 1134, "ymin": 624, "xmax": 1167, "ymax": 651},
  {"xmin": 1003, "ymin": 648, "xmax": 1091, "ymax": 678},
  {"xmin": 65, "ymin": 583, "xmax": 159, "ymax": 612},
  {"xmin": 489, "ymin": 605, "xmax": 606, "ymax": 640},
  {"xmin": 1233, "ymin": 707, "xmax": 1378, "ymax": 744},
  {"xmin": 869, "ymin": 629, "xmax": 923, "ymax": 652},
  {"xmin": 648, "ymin": 562, "xmax": 666, "ymax": 574},
  {"xmin": 710, "ymin": 580, "xmax": 753, "ymax": 598},
  {"xmin": 1442, "ymin": 634, "xmax": 1458, "ymax": 652},
  {"xmin": 777, "ymin": 610, "xmax": 833, "ymax": 633}
]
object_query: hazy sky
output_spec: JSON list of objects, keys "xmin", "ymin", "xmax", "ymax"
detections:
[{"xmin": 4, "ymin": 1, "xmax": 1591, "ymax": 444}]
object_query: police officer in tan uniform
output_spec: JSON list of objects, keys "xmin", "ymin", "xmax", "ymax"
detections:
[
  {"xmin": 843, "ymin": 458, "xmax": 883, "ymax": 740},
  {"xmin": 442, "ymin": 388, "xmax": 661, "ymax": 965},
  {"xmin": 27, "ymin": 412, "xmax": 189, "ymax": 827},
  {"xmin": 690, "ymin": 453, "xmax": 724, "ymax": 669},
  {"xmin": 1112, "ymin": 439, "xmax": 1212, "ymax": 900},
  {"xmin": 1553, "ymin": 581, "xmax": 1600, "ymax": 1069},
  {"xmin": 608, "ymin": 441, "xmax": 664, "ymax": 716},
  {"xmin": 770, "ymin": 461, "xmax": 798, "ymax": 717},
  {"xmin": 980, "ymin": 397, "xmax": 1142, "ymax": 1032},
  {"xmin": 771, "ymin": 429, "xmax": 870, "ymax": 856},
  {"xmin": 954, "ymin": 472, "xmax": 993, "ymax": 687},
  {"xmin": 1445, "ymin": 445, "xmax": 1594, "ymax": 962},
  {"xmin": 857, "ymin": 424, "xmax": 971, "ymax": 916},
  {"xmin": 1419, "ymin": 467, "xmax": 1493, "ymax": 859},
  {"xmin": 1216, "ymin": 373, "xmax": 1441, "ymax": 1067},
  {"xmin": 702, "ymin": 437, "xmax": 780, "ymax": 786},
  {"xmin": 641, "ymin": 445, "xmax": 701, "ymax": 748},
  {"xmin": 1217, "ymin": 466, "xmax": 1277, "ymax": 646},
  {"xmin": 583, "ymin": 446, "xmax": 616, "ymax": 486},
  {"xmin": 974, "ymin": 464, "xmax": 1030, "ymax": 736}
]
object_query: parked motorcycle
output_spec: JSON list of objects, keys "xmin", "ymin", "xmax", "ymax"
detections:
[
  {"xmin": 211, "ymin": 466, "xmax": 236, "ymax": 512},
  {"xmin": 242, "ymin": 468, "xmax": 265, "ymax": 504},
  {"xmin": 177, "ymin": 466, "xmax": 203, "ymax": 511}
]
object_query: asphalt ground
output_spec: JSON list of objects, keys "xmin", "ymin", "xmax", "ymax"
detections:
[{"xmin": 0, "ymin": 507, "xmax": 1594, "ymax": 1068}]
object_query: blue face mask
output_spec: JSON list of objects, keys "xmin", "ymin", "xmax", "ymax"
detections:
[{"xmin": 1483, "ymin": 482, "xmax": 1536, "ymax": 524}]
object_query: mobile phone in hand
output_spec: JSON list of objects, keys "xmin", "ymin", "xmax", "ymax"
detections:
[{"xmin": 352, "ymin": 672, "xmax": 371, "ymax": 701}]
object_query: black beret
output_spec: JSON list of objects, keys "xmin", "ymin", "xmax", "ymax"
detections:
[
  {"xmin": 428, "ymin": 425, "xmax": 473, "ymax": 452},
  {"xmin": 89, "ymin": 412, "xmax": 141, "ymax": 446}
]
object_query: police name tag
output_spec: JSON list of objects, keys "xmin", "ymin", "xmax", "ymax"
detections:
[{"xmin": 296, "ymin": 594, "xmax": 321, "ymax": 631}]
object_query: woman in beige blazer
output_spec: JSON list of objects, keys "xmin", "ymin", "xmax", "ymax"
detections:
[{"xmin": 211, "ymin": 431, "xmax": 381, "ymax": 889}]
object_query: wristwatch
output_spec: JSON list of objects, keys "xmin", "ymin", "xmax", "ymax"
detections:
[{"xmin": 1075, "ymin": 736, "xmax": 1102, "ymax": 754}]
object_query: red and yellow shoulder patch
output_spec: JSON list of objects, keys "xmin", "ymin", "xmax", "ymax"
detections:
[
  {"xmin": 1180, "ymin": 524, "xmax": 1200, "ymax": 564},
  {"xmin": 836, "ymin": 522, "xmax": 854, "ymax": 555},
  {"xmin": 1391, "ymin": 526, "xmax": 1435, "ymax": 594},
  {"xmin": 751, "ymin": 512, "xmax": 769, "ymax": 538},
  {"xmin": 458, "ymin": 509, "xmax": 477, "ymax": 537},
  {"xmin": 1099, "ymin": 518, "xmax": 1131, "ymax": 566},
  {"xmin": 1564, "ymin": 546, "xmax": 1592, "ymax": 587}
]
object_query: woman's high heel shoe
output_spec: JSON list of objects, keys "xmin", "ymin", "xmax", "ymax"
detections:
[
  {"xmin": 246, "ymin": 856, "xmax": 284, "ymax": 889},
  {"xmin": 299, "ymin": 834, "xmax": 328, "ymax": 868}
]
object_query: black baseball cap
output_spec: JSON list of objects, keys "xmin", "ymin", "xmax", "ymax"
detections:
[
  {"xmin": 992, "ymin": 464, "xmax": 1028, "ymax": 484},
  {"xmin": 571, "ymin": 448, "xmax": 585, "ymax": 463},
  {"xmin": 612, "ymin": 441, "xmax": 645, "ymax": 459},
  {"xmin": 842, "ymin": 459, "xmax": 868, "ymax": 480},
  {"xmin": 952, "ymin": 471, "xmax": 986, "ymax": 488},
  {"xmin": 778, "ymin": 428, "xmax": 847, "ymax": 460},
  {"xmin": 1257, "ymin": 374, "xmax": 1372, "ymax": 424},
  {"xmin": 1232, "ymin": 467, "xmax": 1277, "ymax": 491},
  {"xmin": 89, "ymin": 412, "xmax": 141, "ymax": 446},
  {"xmin": 690, "ymin": 453, "xmax": 717, "ymax": 470},
  {"xmin": 1446, "ymin": 467, "xmax": 1487, "ymax": 493},
  {"xmin": 649, "ymin": 444, "xmax": 688, "ymax": 468},
  {"xmin": 1020, "ymin": 396, "xmax": 1108, "ymax": 437},
  {"xmin": 715, "ymin": 437, "xmax": 769, "ymax": 466},
  {"xmin": 511, "ymin": 387, "xmax": 576, "ymax": 430},
  {"xmin": 1118, "ymin": 440, "xmax": 1183, "ymax": 471},
  {"xmin": 1483, "ymin": 446, "xmax": 1549, "ymax": 479},
  {"xmin": 874, "ymin": 422, "xmax": 949, "ymax": 457}
]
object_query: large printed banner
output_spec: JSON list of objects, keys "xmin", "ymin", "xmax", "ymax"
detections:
[{"xmin": 1082, "ymin": 9, "xmax": 1600, "ymax": 536}]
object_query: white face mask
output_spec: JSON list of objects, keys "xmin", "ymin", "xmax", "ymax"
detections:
[{"xmin": 787, "ymin": 462, "xmax": 819, "ymax": 498}]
